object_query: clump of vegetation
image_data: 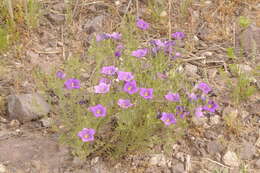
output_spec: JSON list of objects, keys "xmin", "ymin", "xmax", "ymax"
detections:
[
  {"xmin": 238, "ymin": 16, "xmax": 251, "ymax": 28},
  {"xmin": 33, "ymin": 16, "xmax": 219, "ymax": 160},
  {"xmin": 0, "ymin": 0, "xmax": 40, "ymax": 52},
  {"xmin": 219, "ymin": 64, "xmax": 256, "ymax": 105}
]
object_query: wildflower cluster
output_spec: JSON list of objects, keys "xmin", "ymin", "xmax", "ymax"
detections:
[{"xmin": 54, "ymin": 17, "xmax": 219, "ymax": 158}]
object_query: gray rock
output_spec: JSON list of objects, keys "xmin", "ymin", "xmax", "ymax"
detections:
[
  {"xmin": 90, "ymin": 159, "xmax": 110, "ymax": 173},
  {"xmin": 209, "ymin": 115, "xmax": 221, "ymax": 125},
  {"xmin": 185, "ymin": 64, "xmax": 198, "ymax": 74},
  {"xmin": 8, "ymin": 93, "xmax": 51, "ymax": 122},
  {"xmin": 240, "ymin": 110, "xmax": 249, "ymax": 119},
  {"xmin": 26, "ymin": 50, "xmax": 39, "ymax": 65},
  {"xmin": 222, "ymin": 151, "xmax": 240, "ymax": 167},
  {"xmin": 204, "ymin": 131, "xmax": 218, "ymax": 140},
  {"xmin": 255, "ymin": 159, "xmax": 260, "ymax": 169},
  {"xmin": 46, "ymin": 13, "xmax": 65, "ymax": 25},
  {"xmin": 149, "ymin": 154, "xmax": 167, "ymax": 167},
  {"xmin": 9, "ymin": 119, "xmax": 20, "ymax": 128},
  {"xmin": 207, "ymin": 140, "xmax": 224, "ymax": 155},
  {"xmin": 40, "ymin": 117, "xmax": 53, "ymax": 128},
  {"xmin": 175, "ymin": 152, "xmax": 185, "ymax": 163},
  {"xmin": 52, "ymin": 2, "xmax": 67, "ymax": 12},
  {"xmin": 236, "ymin": 24, "xmax": 260, "ymax": 59},
  {"xmin": 83, "ymin": 15, "xmax": 107, "ymax": 34},
  {"xmin": 240, "ymin": 142, "xmax": 256, "ymax": 160},
  {"xmin": 0, "ymin": 164, "xmax": 6, "ymax": 173},
  {"xmin": 191, "ymin": 116, "xmax": 208, "ymax": 127},
  {"xmin": 171, "ymin": 163, "xmax": 185, "ymax": 173},
  {"xmin": 223, "ymin": 107, "xmax": 238, "ymax": 119},
  {"xmin": 0, "ymin": 116, "xmax": 7, "ymax": 123},
  {"xmin": 237, "ymin": 64, "xmax": 253, "ymax": 74},
  {"xmin": 73, "ymin": 157, "xmax": 85, "ymax": 167}
]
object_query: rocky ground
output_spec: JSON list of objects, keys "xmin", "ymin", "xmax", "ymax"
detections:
[{"xmin": 0, "ymin": 0, "xmax": 259, "ymax": 173}]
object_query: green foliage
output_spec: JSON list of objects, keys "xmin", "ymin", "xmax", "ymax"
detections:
[
  {"xmin": 0, "ymin": 0, "xmax": 40, "ymax": 53},
  {"xmin": 238, "ymin": 16, "xmax": 251, "ymax": 28},
  {"xmin": 34, "ymin": 15, "xmax": 203, "ymax": 160},
  {"xmin": 219, "ymin": 65, "xmax": 256, "ymax": 105},
  {"xmin": 231, "ymin": 73, "xmax": 256, "ymax": 104},
  {"xmin": 180, "ymin": 0, "xmax": 193, "ymax": 19},
  {"xmin": 226, "ymin": 47, "xmax": 235, "ymax": 59},
  {"xmin": 147, "ymin": 0, "xmax": 166, "ymax": 22},
  {"xmin": 26, "ymin": 0, "xmax": 41, "ymax": 29},
  {"xmin": 0, "ymin": 27, "xmax": 8, "ymax": 52}
]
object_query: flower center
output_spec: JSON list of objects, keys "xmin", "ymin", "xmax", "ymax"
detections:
[
  {"xmin": 208, "ymin": 104, "xmax": 213, "ymax": 108},
  {"xmin": 144, "ymin": 92, "xmax": 149, "ymax": 96},
  {"xmin": 96, "ymin": 109, "xmax": 101, "ymax": 114},
  {"xmin": 166, "ymin": 119, "xmax": 170, "ymax": 122},
  {"xmin": 84, "ymin": 134, "xmax": 89, "ymax": 139},
  {"xmin": 128, "ymin": 86, "xmax": 132, "ymax": 91},
  {"xmin": 71, "ymin": 82, "xmax": 75, "ymax": 87}
]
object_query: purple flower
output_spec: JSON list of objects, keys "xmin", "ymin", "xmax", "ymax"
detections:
[
  {"xmin": 123, "ymin": 80, "xmax": 139, "ymax": 94},
  {"xmin": 99, "ymin": 78, "xmax": 111, "ymax": 85},
  {"xmin": 88, "ymin": 104, "xmax": 107, "ymax": 117},
  {"xmin": 203, "ymin": 100, "xmax": 218, "ymax": 113},
  {"xmin": 172, "ymin": 52, "xmax": 181, "ymax": 59},
  {"xmin": 117, "ymin": 99, "xmax": 134, "ymax": 108},
  {"xmin": 107, "ymin": 32, "xmax": 122, "ymax": 40},
  {"xmin": 136, "ymin": 18, "xmax": 150, "ymax": 30},
  {"xmin": 101, "ymin": 66, "xmax": 118, "ymax": 75},
  {"xmin": 176, "ymin": 106, "xmax": 189, "ymax": 119},
  {"xmin": 188, "ymin": 93, "xmax": 198, "ymax": 101},
  {"xmin": 96, "ymin": 32, "xmax": 121, "ymax": 41},
  {"xmin": 94, "ymin": 82, "xmax": 110, "ymax": 94},
  {"xmin": 160, "ymin": 112, "xmax": 176, "ymax": 126},
  {"xmin": 116, "ymin": 44, "xmax": 124, "ymax": 50},
  {"xmin": 165, "ymin": 92, "xmax": 180, "ymax": 102},
  {"xmin": 157, "ymin": 72, "xmax": 168, "ymax": 79},
  {"xmin": 195, "ymin": 106, "xmax": 204, "ymax": 118},
  {"xmin": 200, "ymin": 94, "xmax": 207, "ymax": 101},
  {"xmin": 77, "ymin": 128, "xmax": 96, "ymax": 142},
  {"xmin": 96, "ymin": 33, "xmax": 110, "ymax": 42},
  {"xmin": 114, "ymin": 51, "xmax": 122, "ymax": 57},
  {"xmin": 139, "ymin": 88, "xmax": 153, "ymax": 99},
  {"xmin": 150, "ymin": 39, "xmax": 165, "ymax": 47},
  {"xmin": 151, "ymin": 47, "xmax": 160, "ymax": 54},
  {"xmin": 131, "ymin": 48, "xmax": 148, "ymax": 58},
  {"xmin": 56, "ymin": 71, "xmax": 66, "ymax": 79},
  {"xmin": 171, "ymin": 32, "xmax": 185, "ymax": 40},
  {"xmin": 64, "ymin": 78, "xmax": 80, "ymax": 89},
  {"xmin": 114, "ymin": 44, "xmax": 124, "ymax": 58},
  {"xmin": 117, "ymin": 71, "xmax": 134, "ymax": 81},
  {"xmin": 197, "ymin": 82, "xmax": 212, "ymax": 94}
]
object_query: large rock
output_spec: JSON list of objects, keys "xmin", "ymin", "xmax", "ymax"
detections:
[
  {"xmin": 236, "ymin": 24, "xmax": 260, "ymax": 60},
  {"xmin": 7, "ymin": 93, "xmax": 51, "ymax": 122},
  {"xmin": 0, "ymin": 133, "xmax": 70, "ymax": 172},
  {"xmin": 171, "ymin": 163, "xmax": 185, "ymax": 173},
  {"xmin": 83, "ymin": 15, "xmax": 107, "ymax": 34},
  {"xmin": 149, "ymin": 154, "xmax": 167, "ymax": 167},
  {"xmin": 207, "ymin": 140, "xmax": 224, "ymax": 155},
  {"xmin": 240, "ymin": 142, "xmax": 256, "ymax": 160},
  {"xmin": 222, "ymin": 151, "xmax": 240, "ymax": 167}
]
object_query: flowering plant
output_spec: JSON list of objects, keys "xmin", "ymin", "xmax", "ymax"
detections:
[{"xmin": 40, "ymin": 16, "xmax": 219, "ymax": 159}]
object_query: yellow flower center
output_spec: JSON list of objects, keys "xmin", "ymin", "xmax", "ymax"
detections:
[
  {"xmin": 96, "ymin": 110, "xmax": 101, "ymax": 114},
  {"xmin": 84, "ymin": 134, "xmax": 89, "ymax": 138},
  {"xmin": 128, "ymin": 86, "xmax": 132, "ymax": 90},
  {"xmin": 208, "ymin": 104, "xmax": 212, "ymax": 108},
  {"xmin": 166, "ymin": 119, "xmax": 170, "ymax": 122},
  {"xmin": 144, "ymin": 92, "xmax": 149, "ymax": 96}
]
